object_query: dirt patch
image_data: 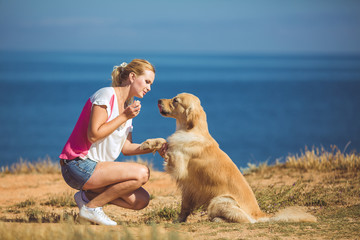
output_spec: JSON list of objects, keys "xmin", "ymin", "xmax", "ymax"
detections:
[{"xmin": 0, "ymin": 169, "xmax": 359, "ymax": 239}]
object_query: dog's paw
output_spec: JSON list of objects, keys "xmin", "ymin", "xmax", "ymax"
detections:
[
  {"xmin": 140, "ymin": 138, "xmax": 167, "ymax": 151},
  {"xmin": 210, "ymin": 217, "xmax": 226, "ymax": 223},
  {"xmin": 172, "ymin": 217, "xmax": 186, "ymax": 224},
  {"xmin": 174, "ymin": 216, "xmax": 187, "ymax": 223}
]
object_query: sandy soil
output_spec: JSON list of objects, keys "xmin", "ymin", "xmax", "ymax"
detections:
[
  {"xmin": 0, "ymin": 169, "xmax": 358, "ymax": 240},
  {"xmin": 0, "ymin": 171, "xmax": 180, "ymax": 222}
]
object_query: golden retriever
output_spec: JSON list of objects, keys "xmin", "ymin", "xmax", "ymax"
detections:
[{"xmin": 141, "ymin": 93, "xmax": 316, "ymax": 223}]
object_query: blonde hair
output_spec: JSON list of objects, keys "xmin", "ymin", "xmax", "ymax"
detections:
[{"xmin": 111, "ymin": 59, "xmax": 155, "ymax": 87}]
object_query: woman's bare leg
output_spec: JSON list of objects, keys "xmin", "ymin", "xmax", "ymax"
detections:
[
  {"xmin": 82, "ymin": 161, "xmax": 150, "ymax": 209},
  {"xmin": 85, "ymin": 187, "xmax": 150, "ymax": 210}
]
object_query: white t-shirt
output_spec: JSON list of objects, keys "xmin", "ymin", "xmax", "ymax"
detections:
[{"xmin": 59, "ymin": 87, "xmax": 133, "ymax": 162}]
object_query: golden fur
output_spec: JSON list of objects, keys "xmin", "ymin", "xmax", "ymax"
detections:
[{"xmin": 140, "ymin": 93, "xmax": 316, "ymax": 223}]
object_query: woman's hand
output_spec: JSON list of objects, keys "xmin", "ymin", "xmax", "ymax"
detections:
[
  {"xmin": 124, "ymin": 100, "xmax": 141, "ymax": 119},
  {"xmin": 88, "ymin": 100, "xmax": 141, "ymax": 143}
]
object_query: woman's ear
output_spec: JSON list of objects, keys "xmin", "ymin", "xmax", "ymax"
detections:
[{"xmin": 129, "ymin": 72, "xmax": 136, "ymax": 83}]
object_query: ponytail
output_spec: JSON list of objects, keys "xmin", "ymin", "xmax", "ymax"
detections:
[{"xmin": 111, "ymin": 59, "xmax": 155, "ymax": 87}]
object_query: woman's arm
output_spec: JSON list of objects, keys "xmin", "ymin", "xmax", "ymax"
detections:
[
  {"xmin": 121, "ymin": 133, "xmax": 155, "ymax": 156},
  {"xmin": 87, "ymin": 101, "xmax": 141, "ymax": 143},
  {"xmin": 122, "ymin": 133, "xmax": 168, "ymax": 157}
]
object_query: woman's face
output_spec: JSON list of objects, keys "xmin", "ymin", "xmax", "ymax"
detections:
[{"xmin": 130, "ymin": 69, "xmax": 155, "ymax": 98}]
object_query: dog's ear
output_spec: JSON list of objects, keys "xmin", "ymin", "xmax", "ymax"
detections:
[{"xmin": 185, "ymin": 104, "xmax": 198, "ymax": 130}]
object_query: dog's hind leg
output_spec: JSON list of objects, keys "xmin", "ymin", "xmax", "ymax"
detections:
[{"xmin": 208, "ymin": 195, "xmax": 256, "ymax": 223}]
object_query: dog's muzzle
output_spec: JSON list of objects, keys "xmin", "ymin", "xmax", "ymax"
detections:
[{"xmin": 158, "ymin": 100, "xmax": 169, "ymax": 115}]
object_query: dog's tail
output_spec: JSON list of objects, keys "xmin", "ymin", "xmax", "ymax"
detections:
[
  {"xmin": 208, "ymin": 195, "xmax": 316, "ymax": 223},
  {"xmin": 208, "ymin": 195, "xmax": 258, "ymax": 223},
  {"xmin": 257, "ymin": 206, "xmax": 317, "ymax": 223}
]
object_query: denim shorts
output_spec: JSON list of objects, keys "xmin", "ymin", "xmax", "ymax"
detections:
[{"xmin": 60, "ymin": 158, "xmax": 97, "ymax": 190}]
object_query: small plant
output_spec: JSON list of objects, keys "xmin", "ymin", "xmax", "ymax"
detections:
[
  {"xmin": 25, "ymin": 207, "xmax": 77, "ymax": 223},
  {"xmin": 42, "ymin": 192, "xmax": 77, "ymax": 207},
  {"xmin": 15, "ymin": 199, "xmax": 36, "ymax": 208},
  {"xmin": 145, "ymin": 205, "xmax": 179, "ymax": 223}
]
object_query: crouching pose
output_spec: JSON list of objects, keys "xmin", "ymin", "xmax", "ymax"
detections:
[{"xmin": 59, "ymin": 59, "xmax": 165, "ymax": 225}]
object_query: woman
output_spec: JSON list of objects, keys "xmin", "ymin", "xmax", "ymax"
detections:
[{"xmin": 59, "ymin": 59, "xmax": 164, "ymax": 225}]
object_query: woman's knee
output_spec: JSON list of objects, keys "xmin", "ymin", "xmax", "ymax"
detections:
[
  {"xmin": 136, "ymin": 164, "xmax": 150, "ymax": 185},
  {"xmin": 132, "ymin": 190, "xmax": 150, "ymax": 210},
  {"xmin": 133, "ymin": 197, "xmax": 150, "ymax": 210}
]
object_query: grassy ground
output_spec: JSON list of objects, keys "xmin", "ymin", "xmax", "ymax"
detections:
[{"xmin": 0, "ymin": 146, "xmax": 359, "ymax": 239}]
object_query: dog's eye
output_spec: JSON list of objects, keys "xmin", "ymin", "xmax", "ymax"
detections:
[{"xmin": 173, "ymin": 98, "xmax": 178, "ymax": 103}]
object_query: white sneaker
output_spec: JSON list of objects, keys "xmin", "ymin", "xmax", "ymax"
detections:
[
  {"xmin": 79, "ymin": 205, "xmax": 117, "ymax": 226},
  {"xmin": 74, "ymin": 190, "xmax": 89, "ymax": 209}
]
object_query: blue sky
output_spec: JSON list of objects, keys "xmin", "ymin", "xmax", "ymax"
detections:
[{"xmin": 1, "ymin": 0, "xmax": 360, "ymax": 54}]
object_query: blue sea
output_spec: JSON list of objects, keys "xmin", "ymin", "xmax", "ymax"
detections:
[{"xmin": 1, "ymin": 51, "xmax": 360, "ymax": 170}]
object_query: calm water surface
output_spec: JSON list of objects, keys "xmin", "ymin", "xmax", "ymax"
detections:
[{"xmin": 0, "ymin": 51, "xmax": 359, "ymax": 170}]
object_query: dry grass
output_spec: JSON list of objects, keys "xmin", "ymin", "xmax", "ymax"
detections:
[
  {"xmin": 241, "ymin": 144, "xmax": 360, "ymax": 174},
  {"xmin": 0, "ymin": 156, "xmax": 60, "ymax": 175},
  {"xmin": 0, "ymin": 156, "xmax": 154, "ymax": 175},
  {"xmin": 42, "ymin": 192, "xmax": 78, "ymax": 208},
  {"xmin": 285, "ymin": 145, "xmax": 360, "ymax": 172},
  {"xmin": 124, "ymin": 156, "xmax": 156, "ymax": 172},
  {"xmin": 0, "ymin": 221, "xmax": 183, "ymax": 240},
  {"xmin": 3, "ymin": 145, "xmax": 358, "ymax": 175},
  {"xmin": 1, "ymin": 145, "xmax": 360, "ymax": 239}
]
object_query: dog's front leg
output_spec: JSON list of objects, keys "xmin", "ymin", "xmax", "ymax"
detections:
[
  {"xmin": 177, "ymin": 209, "xmax": 191, "ymax": 223},
  {"xmin": 176, "ymin": 195, "xmax": 193, "ymax": 223},
  {"xmin": 140, "ymin": 138, "xmax": 167, "ymax": 152}
]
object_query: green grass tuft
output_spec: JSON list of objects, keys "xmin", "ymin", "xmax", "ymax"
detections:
[
  {"xmin": 15, "ymin": 199, "xmax": 36, "ymax": 208},
  {"xmin": 145, "ymin": 205, "xmax": 179, "ymax": 223},
  {"xmin": 24, "ymin": 207, "xmax": 77, "ymax": 223},
  {"xmin": 42, "ymin": 192, "xmax": 77, "ymax": 207}
]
